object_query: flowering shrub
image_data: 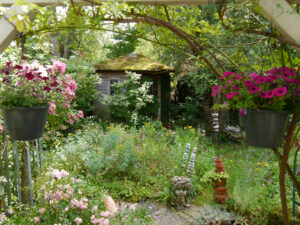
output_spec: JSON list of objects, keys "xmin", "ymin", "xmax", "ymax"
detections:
[
  {"xmin": 211, "ymin": 67, "xmax": 300, "ymax": 113},
  {"xmin": 0, "ymin": 60, "xmax": 84, "ymax": 132},
  {"xmin": 103, "ymin": 71, "xmax": 156, "ymax": 126},
  {"xmin": 23, "ymin": 168, "xmax": 110, "ymax": 225}
]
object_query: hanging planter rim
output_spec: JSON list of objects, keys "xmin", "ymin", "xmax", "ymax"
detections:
[{"xmin": 2, "ymin": 105, "xmax": 49, "ymax": 110}]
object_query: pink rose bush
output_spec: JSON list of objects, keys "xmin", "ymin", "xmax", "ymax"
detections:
[
  {"xmin": 30, "ymin": 168, "xmax": 110, "ymax": 224},
  {"xmin": 211, "ymin": 67, "xmax": 300, "ymax": 113}
]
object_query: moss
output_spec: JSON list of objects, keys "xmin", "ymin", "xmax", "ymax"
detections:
[{"xmin": 94, "ymin": 53, "xmax": 173, "ymax": 71}]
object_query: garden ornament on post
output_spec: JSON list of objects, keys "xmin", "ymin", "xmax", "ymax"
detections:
[{"xmin": 171, "ymin": 143, "xmax": 197, "ymax": 209}]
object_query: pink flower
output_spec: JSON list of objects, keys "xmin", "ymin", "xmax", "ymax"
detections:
[
  {"xmin": 68, "ymin": 119, "xmax": 74, "ymax": 125},
  {"xmin": 233, "ymin": 84, "xmax": 239, "ymax": 91},
  {"xmin": 68, "ymin": 80, "xmax": 77, "ymax": 92},
  {"xmin": 248, "ymin": 86, "xmax": 260, "ymax": 94},
  {"xmin": 211, "ymin": 85, "xmax": 221, "ymax": 97},
  {"xmin": 244, "ymin": 80, "xmax": 255, "ymax": 88},
  {"xmin": 78, "ymin": 110, "xmax": 84, "ymax": 118},
  {"xmin": 65, "ymin": 207, "xmax": 69, "ymax": 212},
  {"xmin": 17, "ymin": 80, "xmax": 22, "ymax": 86},
  {"xmin": 249, "ymin": 73, "xmax": 259, "ymax": 80},
  {"xmin": 34, "ymin": 217, "xmax": 40, "ymax": 223},
  {"xmin": 51, "ymin": 59, "xmax": 66, "ymax": 75},
  {"xmin": 74, "ymin": 217, "xmax": 83, "ymax": 225},
  {"xmin": 274, "ymin": 87, "xmax": 287, "ymax": 97},
  {"xmin": 223, "ymin": 71, "xmax": 235, "ymax": 77},
  {"xmin": 100, "ymin": 211, "xmax": 110, "ymax": 217},
  {"xmin": 92, "ymin": 206, "xmax": 98, "ymax": 211},
  {"xmin": 226, "ymin": 92, "xmax": 239, "ymax": 99},
  {"xmin": 25, "ymin": 72, "xmax": 34, "ymax": 80},
  {"xmin": 38, "ymin": 208, "xmax": 45, "ymax": 214},
  {"xmin": 239, "ymin": 108, "xmax": 247, "ymax": 116},
  {"xmin": 265, "ymin": 90, "xmax": 274, "ymax": 98},
  {"xmin": 48, "ymin": 102, "xmax": 56, "ymax": 115},
  {"xmin": 255, "ymin": 76, "xmax": 267, "ymax": 84},
  {"xmin": 259, "ymin": 91, "xmax": 268, "ymax": 98}
]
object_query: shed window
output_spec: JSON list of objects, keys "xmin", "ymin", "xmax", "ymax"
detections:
[{"xmin": 110, "ymin": 79, "xmax": 119, "ymax": 95}]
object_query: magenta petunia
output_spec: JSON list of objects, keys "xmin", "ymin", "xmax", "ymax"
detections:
[
  {"xmin": 43, "ymin": 86, "xmax": 51, "ymax": 92},
  {"xmin": 248, "ymin": 86, "xmax": 260, "ymax": 94},
  {"xmin": 281, "ymin": 74, "xmax": 296, "ymax": 83},
  {"xmin": 226, "ymin": 92, "xmax": 239, "ymax": 99},
  {"xmin": 255, "ymin": 76, "xmax": 267, "ymax": 84},
  {"xmin": 223, "ymin": 71, "xmax": 235, "ymax": 77},
  {"xmin": 233, "ymin": 84, "xmax": 239, "ymax": 91},
  {"xmin": 211, "ymin": 85, "xmax": 221, "ymax": 97},
  {"xmin": 25, "ymin": 72, "xmax": 34, "ymax": 80},
  {"xmin": 265, "ymin": 90, "xmax": 274, "ymax": 98},
  {"xmin": 259, "ymin": 91, "xmax": 267, "ymax": 98},
  {"xmin": 274, "ymin": 87, "xmax": 287, "ymax": 97},
  {"xmin": 244, "ymin": 80, "xmax": 255, "ymax": 88},
  {"xmin": 239, "ymin": 108, "xmax": 247, "ymax": 116},
  {"xmin": 249, "ymin": 73, "xmax": 259, "ymax": 80},
  {"xmin": 268, "ymin": 75, "xmax": 279, "ymax": 82},
  {"xmin": 266, "ymin": 67, "xmax": 279, "ymax": 74}
]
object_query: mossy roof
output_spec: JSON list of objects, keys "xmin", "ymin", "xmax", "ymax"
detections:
[{"xmin": 94, "ymin": 52, "xmax": 174, "ymax": 72}]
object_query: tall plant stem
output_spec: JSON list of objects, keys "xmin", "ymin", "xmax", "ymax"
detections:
[
  {"xmin": 272, "ymin": 148, "xmax": 300, "ymax": 199},
  {"xmin": 279, "ymin": 113, "xmax": 299, "ymax": 225}
]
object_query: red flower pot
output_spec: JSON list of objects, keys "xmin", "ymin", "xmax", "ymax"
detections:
[
  {"xmin": 215, "ymin": 195, "xmax": 227, "ymax": 204},
  {"xmin": 215, "ymin": 159, "xmax": 225, "ymax": 172},
  {"xmin": 215, "ymin": 180, "xmax": 226, "ymax": 187},
  {"xmin": 214, "ymin": 187, "xmax": 227, "ymax": 195}
]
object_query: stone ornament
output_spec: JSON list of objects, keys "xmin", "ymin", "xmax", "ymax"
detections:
[{"xmin": 170, "ymin": 176, "xmax": 192, "ymax": 209}]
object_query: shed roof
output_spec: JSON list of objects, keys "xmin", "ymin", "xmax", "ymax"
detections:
[{"xmin": 94, "ymin": 52, "xmax": 174, "ymax": 72}]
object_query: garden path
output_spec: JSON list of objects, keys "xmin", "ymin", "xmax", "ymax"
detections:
[{"xmin": 119, "ymin": 201, "xmax": 201, "ymax": 225}]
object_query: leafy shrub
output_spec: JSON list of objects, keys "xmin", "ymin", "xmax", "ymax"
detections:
[
  {"xmin": 66, "ymin": 56, "xmax": 101, "ymax": 117},
  {"xmin": 103, "ymin": 72, "xmax": 157, "ymax": 126},
  {"xmin": 57, "ymin": 125, "xmax": 138, "ymax": 177}
]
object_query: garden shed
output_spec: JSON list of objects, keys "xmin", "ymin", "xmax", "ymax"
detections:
[{"xmin": 94, "ymin": 52, "xmax": 174, "ymax": 122}]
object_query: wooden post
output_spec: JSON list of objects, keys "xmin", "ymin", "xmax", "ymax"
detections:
[
  {"xmin": 20, "ymin": 142, "xmax": 33, "ymax": 205},
  {"xmin": 279, "ymin": 114, "xmax": 299, "ymax": 225}
]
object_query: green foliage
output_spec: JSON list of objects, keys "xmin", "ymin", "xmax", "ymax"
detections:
[
  {"xmin": 103, "ymin": 72, "xmax": 157, "ymax": 126},
  {"xmin": 104, "ymin": 27, "xmax": 139, "ymax": 59},
  {"xmin": 201, "ymin": 170, "xmax": 229, "ymax": 184},
  {"xmin": 66, "ymin": 56, "xmax": 101, "ymax": 116}
]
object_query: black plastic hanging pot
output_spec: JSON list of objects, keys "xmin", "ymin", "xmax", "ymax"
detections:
[
  {"xmin": 240, "ymin": 110, "xmax": 289, "ymax": 148},
  {"xmin": 2, "ymin": 105, "xmax": 49, "ymax": 141}
]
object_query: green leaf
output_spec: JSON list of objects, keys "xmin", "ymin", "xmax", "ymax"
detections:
[
  {"xmin": 16, "ymin": 19, "xmax": 24, "ymax": 32},
  {"xmin": 0, "ymin": 186, "xmax": 4, "ymax": 196}
]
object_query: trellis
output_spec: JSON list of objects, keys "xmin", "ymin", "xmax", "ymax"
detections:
[{"xmin": 0, "ymin": 0, "xmax": 300, "ymax": 224}]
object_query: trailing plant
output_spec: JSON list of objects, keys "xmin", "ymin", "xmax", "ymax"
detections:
[
  {"xmin": 212, "ymin": 67, "xmax": 300, "ymax": 113},
  {"xmin": 201, "ymin": 170, "xmax": 229, "ymax": 184}
]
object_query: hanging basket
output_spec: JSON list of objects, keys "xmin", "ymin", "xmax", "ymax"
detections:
[
  {"xmin": 241, "ymin": 110, "xmax": 289, "ymax": 148},
  {"xmin": 3, "ymin": 105, "xmax": 49, "ymax": 141}
]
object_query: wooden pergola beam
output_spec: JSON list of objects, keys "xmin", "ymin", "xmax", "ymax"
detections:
[
  {"xmin": 4, "ymin": 0, "xmax": 300, "ymax": 6},
  {"xmin": 0, "ymin": 0, "xmax": 229, "ymax": 6}
]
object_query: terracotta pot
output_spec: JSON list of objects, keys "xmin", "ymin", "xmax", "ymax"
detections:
[
  {"xmin": 215, "ymin": 159, "xmax": 225, "ymax": 172},
  {"xmin": 215, "ymin": 166, "xmax": 225, "ymax": 173},
  {"xmin": 215, "ymin": 194, "xmax": 227, "ymax": 204},
  {"xmin": 214, "ymin": 187, "xmax": 227, "ymax": 195},
  {"xmin": 220, "ymin": 221, "xmax": 230, "ymax": 225},
  {"xmin": 215, "ymin": 180, "xmax": 226, "ymax": 187}
]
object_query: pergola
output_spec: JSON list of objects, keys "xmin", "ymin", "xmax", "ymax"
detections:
[{"xmin": 0, "ymin": 0, "xmax": 300, "ymax": 53}]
